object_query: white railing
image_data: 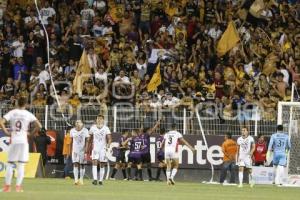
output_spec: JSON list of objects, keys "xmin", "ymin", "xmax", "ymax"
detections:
[{"xmin": 0, "ymin": 103, "xmax": 278, "ymax": 136}]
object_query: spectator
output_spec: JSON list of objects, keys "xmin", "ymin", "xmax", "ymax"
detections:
[
  {"xmin": 34, "ymin": 128, "xmax": 51, "ymax": 166},
  {"xmin": 220, "ymin": 133, "xmax": 237, "ymax": 184},
  {"xmin": 11, "ymin": 35, "xmax": 25, "ymax": 58},
  {"xmin": 253, "ymin": 134, "xmax": 267, "ymax": 166}
]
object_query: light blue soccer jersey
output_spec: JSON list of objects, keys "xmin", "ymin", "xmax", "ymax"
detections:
[{"xmin": 268, "ymin": 132, "xmax": 291, "ymax": 154}]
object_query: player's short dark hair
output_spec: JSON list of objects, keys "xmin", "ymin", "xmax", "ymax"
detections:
[
  {"xmin": 171, "ymin": 124, "xmax": 177, "ymax": 129},
  {"xmin": 97, "ymin": 114, "xmax": 104, "ymax": 119},
  {"xmin": 242, "ymin": 127, "xmax": 248, "ymax": 131},
  {"xmin": 258, "ymin": 133, "xmax": 264, "ymax": 138},
  {"xmin": 226, "ymin": 133, "xmax": 232, "ymax": 139},
  {"xmin": 122, "ymin": 129, "xmax": 129, "ymax": 134},
  {"xmin": 160, "ymin": 128, "xmax": 165, "ymax": 135},
  {"xmin": 18, "ymin": 97, "xmax": 27, "ymax": 107},
  {"xmin": 143, "ymin": 127, "xmax": 150, "ymax": 132},
  {"xmin": 277, "ymin": 125, "xmax": 283, "ymax": 131}
]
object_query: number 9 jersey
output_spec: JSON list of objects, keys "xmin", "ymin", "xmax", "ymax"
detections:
[
  {"xmin": 164, "ymin": 130, "xmax": 183, "ymax": 159},
  {"xmin": 4, "ymin": 109, "xmax": 37, "ymax": 144}
]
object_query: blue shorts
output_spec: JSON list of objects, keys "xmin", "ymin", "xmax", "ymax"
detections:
[{"xmin": 273, "ymin": 153, "xmax": 287, "ymax": 166}]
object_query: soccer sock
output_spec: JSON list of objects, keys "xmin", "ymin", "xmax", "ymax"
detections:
[
  {"xmin": 134, "ymin": 168, "xmax": 138, "ymax": 179},
  {"xmin": 273, "ymin": 165, "xmax": 277, "ymax": 183},
  {"xmin": 127, "ymin": 168, "xmax": 131, "ymax": 179},
  {"xmin": 156, "ymin": 168, "xmax": 161, "ymax": 179},
  {"xmin": 80, "ymin": 167, "xmax": 85, "ymax": 182},
  {"xmin": 275, "ymin": 166, "xmax": 281, "ymax": 184},
  {"xmin": 73, "ymin": 166, "xmax": 79, "ymax": 182},
  {"xmin": 163, "ymin": 168, "xmax": 166, "ymax": 177},
  {"xmin": 239, "ymin": 171, "xmax": 243, "ymax": 185},
  {"xmin": 5, "ymin": 163, "xmax": 14, "ymax": 186},
  {"xmin": 122, "ymin": 169, "xmax": 127, "ymax": 179},
  {"xmin": 147, "ymin": 167, "xmax": 152, "ymax": 179},
  {"xmin": 16, "ymin": 163, "xmax": 25, "ymax": 186},
  {"xmin": 278, "ymin": 166, "xmax": 285, "ymax": 184},
  {"xmin": 111, "ymin": 168, "xmax": 117, "ymax": 178},
  {"xmin": 138, "ymin": 169, "xmax": 143, "ymax": 180},
  {"xmin": 166, "ymin": 169, "xmax": 171, "ymax": 180},
  {"xmin": 92, "ymin": 165, "xmax": 98, "ymax": 181},
  {"xmin": 171, "ymin": 168, "xmax": 177, "ymax": 179},
  {"xmin": 99, "ymin": 167, "xmax": 105, "ymax": 182},
  {"xmin": 249, "ymin": 173, "xmax": 253, "ymax": 185}
]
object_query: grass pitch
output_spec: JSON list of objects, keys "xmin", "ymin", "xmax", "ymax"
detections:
[{"xmin": 1, "ymin": 178, "xmax": 300, "ymax": 200}]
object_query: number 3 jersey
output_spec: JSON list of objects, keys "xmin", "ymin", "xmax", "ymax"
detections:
[
  {"xmin": 268, "ymin": 132, "xmax": 291, "ymax": 154},
  {"xmin": 237, "ymin": 135, "xmax": 254, "ymax": 157},
  {"xmin": 89, "ymin": 125, "xmax": 111, "ymax": 151},
  {"xmin": 70, "ymin": 127, "xmax": 89, "ymax": 153},
  {"xmin": 164, "ymin": 130, "xmax": 183, "ymax": 153},
  {"xmin": 3, "ymin": 109, "xmax": 37, "ymax": 144}
]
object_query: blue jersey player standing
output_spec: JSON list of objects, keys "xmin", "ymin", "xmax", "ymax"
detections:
[{"xmin": 267, "ymin": 125, "xmax": 291, "ymax": 185}]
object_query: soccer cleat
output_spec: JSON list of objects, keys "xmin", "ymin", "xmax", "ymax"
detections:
[
  {"xmin": 98, "ymin": 181, "xmax": 103, "ymax": 186},
  {"xmin": 74, "ymin": 181, "xmax": 79, "ymax": 186},
  {"xmin": 167, "ymin": 180, "xmax": 171, "ymax": 185},
  {"xmin": 238, "ymin": 184, "xmax": 243, "ymax": 188},
  {"xmin": 92, "ymin": 180, "xmax": 98, "ymax": 185},
  {"xmin": 15, "ymin": 185, "xmax": 24, "ymax": 192},
  {"xmin": 110, "ymin": 178, "xmax": 116, "ymax": 181},
  {"xmin": 250, "ymin": 181, "xmax": 255, "ymax": 188},
  {"xmin": 169, "ymin": 178, "xmax": 175, "ymax": 185},
  {"xmin": 79, "ymin": 180, "xmax": 84, "ymax": 185},
  {"xmin": 1, "ymin": 185, "xmax": 11, "ymax": 192}
]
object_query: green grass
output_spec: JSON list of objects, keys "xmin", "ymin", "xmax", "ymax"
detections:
[{"xmin": 1, "ymin": 178, "xmax": 300, "ymax": 200}]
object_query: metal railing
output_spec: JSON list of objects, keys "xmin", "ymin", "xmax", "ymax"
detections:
[{"xmin": 0, "ymin": 104, "xmax": 279, "ymax": 136}]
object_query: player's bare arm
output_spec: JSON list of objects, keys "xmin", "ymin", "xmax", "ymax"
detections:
[
  {"xmin": 250, "ymin": 143, "xmax": 255, "ymax": 156},
  {"xmin": 0, "ymin": 118, "xmax": 10, "ymax": 136},
  {"xmin": 31, "ymin": 120, "xmax": 42, "ymax": 136},
  {"xmin": 106, "ymin": 133, "xmax": 112, "ymax": 148},
  {"xmin": 149, "ymin": 119, "xmax": 161, "ymax": 135},
  {"xmin": 179, "ymin": 138, "xmax": 195, "ymax": 152},
  {"xmin": 86, "ymin": 134, "xmax": 93, "ymax": 154}
]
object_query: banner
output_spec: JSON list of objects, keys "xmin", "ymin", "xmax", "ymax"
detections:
[
  {"xmin": 252, "ymin": 166, "xmax": 288, "ymax": 184},
  {"xmin": 0, "ymin": 152, "xmax": 41, "ymax": 178},
  {"xmin": 0, "ymin": 130, "xmax": 10, "ymax": 152},
  {"xmin": 107, "ymin": 134, "xmax": 225, "ymax": 169}
]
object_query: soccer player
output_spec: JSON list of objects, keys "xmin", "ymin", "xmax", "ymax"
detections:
[
  {"xmin": 110, "ymin": 130, "xmax": 129, "ymax": 180},
  {"xmin": 236, "ymin": 127, "xmax": 255, "ymax": 188},
  {"xmin": 70, "ymin": 120, "xmax": 89, "ymax": 185},
  {"xmin": 87, "ymin": 114, "xmax": 112, "ymax": 186},
  {"xmin": 125, "ymin": 129, "xmax": 143, "ymax": 181},
  {"xmin": 0, "ymin": 97, "xmax": 42, "ymax": 192},
  {"xmin": 267, "ymin": 125, "xmax": 291, "ymax": 185},
  {"xmin": 140, "ymin": 120, "xmax": 160, "ymax": 181},
  {"xmin": 162, "ymin": 124, "xmax": 195, "ymax": 185},
  {"xmin": 155, "ymin": 128, "xmax": 166, "ymax": 181}
]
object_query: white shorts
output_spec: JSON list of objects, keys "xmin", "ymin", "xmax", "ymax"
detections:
[
  {"xmin": 91, "ymin": 149, "xmax": 107, "ymax": 162},
  {"xmin": 164, "ymin": 150, "xmax": 179, "ymax": 160},
  {"xmin": 8, "ymin": 143, "xmax": 29, "ymax": 163},
  {"xmin": 238, "ymin": 155, "xmax": 252, "ymax": 168},
  {"xmin": 72, "ymin": 151, "xmax": 86, "ymax": 164}
]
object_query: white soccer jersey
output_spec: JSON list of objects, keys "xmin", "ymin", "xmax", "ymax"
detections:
[
  {"xmin": 237, "ymin": 135, "xmax": 254, "ymax": 157},
  {"xmin": 70, "ymin": 127, "xmax": 89, "ymax": 153},
  {"xmin": 89, "ymin": 125, "xmax": 111, "ymax": 151},
  {"xmin": 3, "ymin": 109, "xmax": 37, "ymax": 144},
  {"xmin": 164, "ymin": 130, "xmax": 182, "ymax": 153}
]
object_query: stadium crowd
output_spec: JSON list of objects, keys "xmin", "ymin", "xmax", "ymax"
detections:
[{"xmin": 0, "ymin": 0, "xmax": 299, "ymax": 121}]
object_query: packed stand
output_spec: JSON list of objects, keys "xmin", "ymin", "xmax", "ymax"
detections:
[{"xmin": 0, "ymin": 0, "xmax": 299, "ymax": 121}]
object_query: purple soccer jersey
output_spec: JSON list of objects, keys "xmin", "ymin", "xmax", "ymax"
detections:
[
  {"xmin": 140, "ymin": 133, "xmax": 150, "ymax": 154},
  {"xmin": 129, "ymin": 136, "xmax": 143, "ymax": 158},
  {"xmin": 156, "ymin": 135, "xmax": 164, "ymax": 161}
]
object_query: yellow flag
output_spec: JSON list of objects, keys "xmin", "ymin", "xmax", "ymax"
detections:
[
  {"xmin": 217, "ymin": 21, "xmax": 240, "ymax": 57},
  {"xmin": 73, "ymin": 50, "xmax": 91, "ymax": 96},
  {"xmin": 147, "ymin": 62, "xmax": 161, "ymax": 92}
]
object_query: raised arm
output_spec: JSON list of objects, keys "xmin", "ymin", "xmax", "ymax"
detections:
[{"xmin": 179, "ymin": 138, "xmax": 195, "ymax": 152}]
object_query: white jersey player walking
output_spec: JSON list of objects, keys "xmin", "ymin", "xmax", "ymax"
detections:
[
  {"xmin": 237, "ymin": 127, "xmax": 255, "ymax": 188},
  {"xmin": 87, "ymin": 115, "xmax": 112, "ymax": 186},
  {"xmin": 70, "ymin": 120, "xmax": 89, "ymax": 185},
  {"xmin": 0, "ymin": 97, "xmax": 42, "ymax": 192},
  {"xmin": 162, "ymin": 124, "xmax": 195, "ymax": 185}
]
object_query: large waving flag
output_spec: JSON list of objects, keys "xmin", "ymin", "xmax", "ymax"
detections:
[
  {"xmin": 217, "ymin": 21, "xmax": 240, "ymax": 57},
  {"xmin": 73, "ymin": 50, "xmax": 91, "ymax": 96},
  {"xmin": 147, "ymin": 62, "xmax": 161, "ymax": 92}
]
